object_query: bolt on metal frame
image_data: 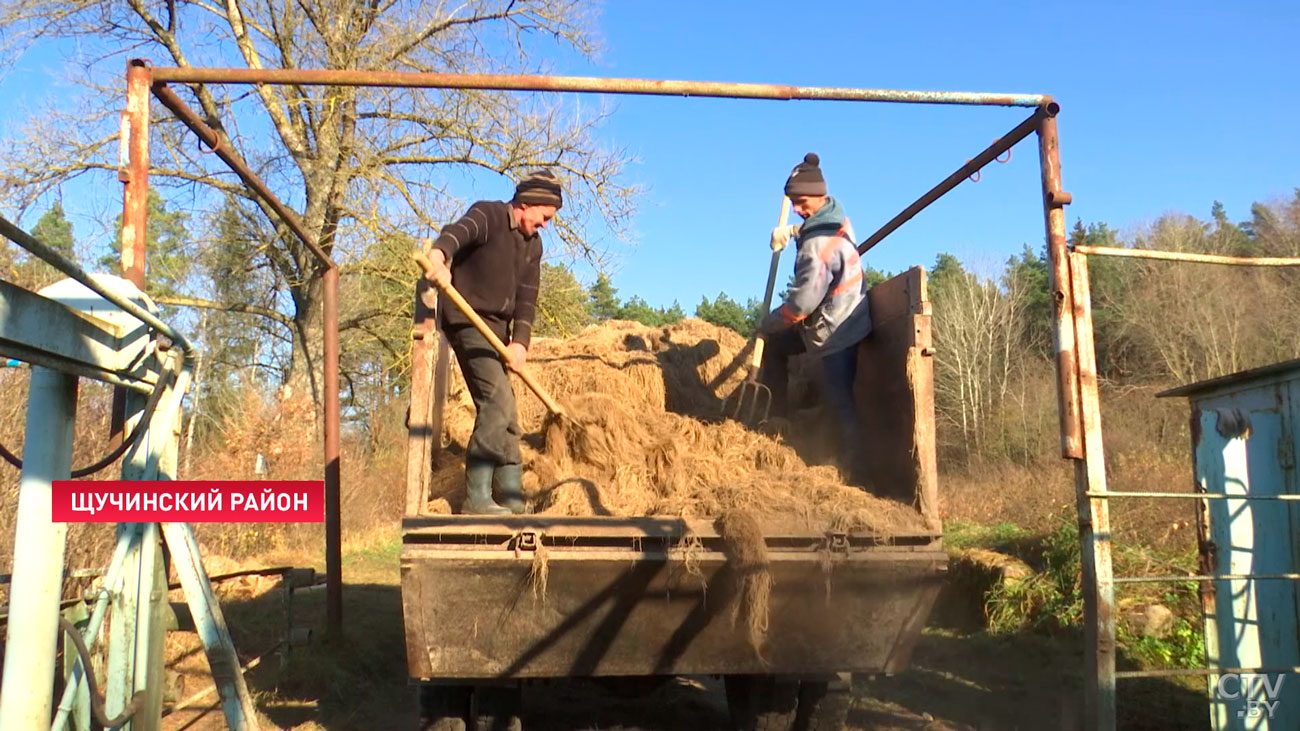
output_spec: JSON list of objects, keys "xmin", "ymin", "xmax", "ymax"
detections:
[{"xmin": 129, "ymin": 61, "xmax": 1131, "ymax": 724}]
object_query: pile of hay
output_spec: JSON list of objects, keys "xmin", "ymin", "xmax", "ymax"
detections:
[{"xmin": 434, "ymin": 319, "xmax": 926, "ymax": 536}]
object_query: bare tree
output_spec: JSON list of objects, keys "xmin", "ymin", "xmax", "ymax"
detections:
[
  {"xmin": 1106, "ymin": 214, "xmax": 1290, "ymax": 384},
  {"xmin": 931, "ymin": 261, "xmax": 1026, "ymax": 461},
  {"xmin": 0, "ymin": 0, "xmax": 640, "ymax": 408}
]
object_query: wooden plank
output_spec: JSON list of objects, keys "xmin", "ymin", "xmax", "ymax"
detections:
[
  {"xmin": 405, "ymin": 278, "xmax": 439, "ymax": 516},
  {"xmin": 864, "ymin": 267, "xmax": 926, "ymax": 327},
  {"xmin": 854, "ymin": 313, "xmax": 927, "ymax": 506}
]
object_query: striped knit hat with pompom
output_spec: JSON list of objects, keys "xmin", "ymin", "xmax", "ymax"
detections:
[{"xmin": 512, "ymin": 169, "xmax": 564, "ymax": 209}]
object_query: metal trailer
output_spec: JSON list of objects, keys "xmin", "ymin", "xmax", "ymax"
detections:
[{"xmin": 401, "ymin": 267, "xmax": 946, "ymax": 731}]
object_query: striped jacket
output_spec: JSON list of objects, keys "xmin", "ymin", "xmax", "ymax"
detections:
[
  {"xmin": 760, "ymin": 196, "xmax": 872, "ymax": 355},
  {"xmin": 428, "ymin": 201, "xmax": 542, "ymax": 348}
]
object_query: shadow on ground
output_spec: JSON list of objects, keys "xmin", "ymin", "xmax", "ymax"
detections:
[{"xmin": 163, "ymin": 576, "xmax": 1209, "ymax": 731}]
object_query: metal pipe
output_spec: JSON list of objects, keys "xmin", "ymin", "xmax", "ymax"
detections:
[
  {"xmin": 148, "ymin": 67, "xmax": 1051, "ymax": 107},
  {"xmin": 1118, "ymin": 667, "xmax": 1300, "ymax": 680},
  {"xmin": 323, "ymin": 265, "xmax": 342, "ymax": 637},
  {"xmin": 1039, "ymin": 113, "xmax": 1083, "ymax": 459},
  {"xmin": 1073, "ymin": 244, "xmax": 1300, "ymax": 267},
  {"xmin": 113, "ymin": 60, "xmax": 152, "ymax": 456},
  {"xmin": 1068, "ymin": 250, "xmax": 1117, "ymax": 731},
  {"xmin": 122, "ymin": 59, "xmax": 152, "ymax": 289},
  {"xmin": 0, "ymin": 216, "xmax": 193, "ymax": 356},
  {"xmin": 1114, "ymin": 573, "xmax": 1300, "ymax": 583},
  {"xmin": 1088, "ymin": 491, "xmax": 1300, "ymax": 500},
  {"xmin": 149, "ymin": 82, "xmax": 334, "ymax": 268},
  {"xmin": 856, "ymin": 106, "xmax": 1054, "ymax": 255},
  {"xmin": 0, "ymin": 367, "xmax": 77, "ymax": 730}
]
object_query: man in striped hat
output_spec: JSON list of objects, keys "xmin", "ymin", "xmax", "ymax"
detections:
[
  {"xmin": 422, "ymin": 170, "xmax": 563, "ymax": 514},
  {"xmin": 761, "ymin": 153, "xmax": 873, "ymax": 486}
]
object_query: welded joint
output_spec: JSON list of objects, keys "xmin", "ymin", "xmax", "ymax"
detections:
[{"xmin": 1047, "ymin": 190, "xmax": 1073, "ymax": 207}]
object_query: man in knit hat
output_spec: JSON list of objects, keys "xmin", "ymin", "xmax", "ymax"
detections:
[
  {"xmin": 759, "ymin": 153, "xmax": 873, "ymax": 484},
  {"xmin": 421, "ymin": 170, "xmax": 562, "ymax": 514}
]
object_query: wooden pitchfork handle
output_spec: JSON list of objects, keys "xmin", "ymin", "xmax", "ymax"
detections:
[
  {"xmin": 747, "ymin": 196, "xmax": 792, "ymax": 374},
  {"xmin": 412, "ymin": 250, "xmax": 568, "ymax": 419}
]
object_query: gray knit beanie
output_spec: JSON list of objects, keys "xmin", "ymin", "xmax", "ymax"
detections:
[
  {"xmin": 512, "ymin": 169, "xmax": 564, "ymax": 209},
  {"xmin": 784, "ymin": 152, "xmax": 827, "ymax": 197}
]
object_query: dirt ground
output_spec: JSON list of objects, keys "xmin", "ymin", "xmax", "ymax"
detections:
[{"xmin": 156, "ymin": 530, "xmax": 1209, "ymax": 731}]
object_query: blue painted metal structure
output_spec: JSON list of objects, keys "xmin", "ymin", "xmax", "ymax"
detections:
[
  {"xmin": 0, "ymin": 215, "xmax": 260, "ymax": 729},
  {"xmin": 1161, "ymin": 359, "xmax": 1300, "ymax": 730}
]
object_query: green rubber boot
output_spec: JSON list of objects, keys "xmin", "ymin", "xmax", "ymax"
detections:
[
  {"xmin": 463, "ymin": 459, "xmax": 510, "ymax": 515},
  {"xmin": 495, "ymin": 463, "xmax": 526, "ymax": 515}
]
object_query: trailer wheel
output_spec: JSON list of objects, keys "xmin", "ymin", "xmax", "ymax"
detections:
[
  {"xmin": 418, "ymin": 684, "xmax": 470, "ymax": 731},
  {"xmin": 725, "ymin": 675, "xmax": 800, "ymax": 731},
  {"xmin": 792, "ymin": 675, "xmax": 852, "ymax": 731},
  {"xmin": 470, "ymin": 684, "xmax": 522, "ymax": 731}
]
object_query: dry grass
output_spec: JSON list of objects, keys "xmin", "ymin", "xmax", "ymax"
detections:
[{"xmin": 437, "ymin": 319, "xmax": 928, "ymax": 536}]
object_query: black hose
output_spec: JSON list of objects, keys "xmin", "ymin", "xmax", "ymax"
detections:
[
  {"xmin": 0, "ymin": 353, "xmax": 179, "ymax": 476},
  {"xmin": 58, "ymin": 615, "xmax": 147, "ymax": 728}
]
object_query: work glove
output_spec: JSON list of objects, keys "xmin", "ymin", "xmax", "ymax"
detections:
[{"xmin": 770, "ymin": 224, "xmax": 800, "ymax": 252}]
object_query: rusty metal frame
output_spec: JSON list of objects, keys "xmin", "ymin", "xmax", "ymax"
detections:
[
  {"xmin": 124, "ymin": 63, "xmax": 1088, "ymax": 679},
  {"xmin": 1065, "ymin": 240, "xmax": 1300, "ymax": 722}
]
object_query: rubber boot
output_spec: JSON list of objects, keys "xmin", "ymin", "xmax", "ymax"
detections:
[
  {"xmin": 494, "ymin": 463, "xmax": 527, "ymax": 515},
  {"xmin": 462, "ymin": 459, "xmax": 510, "ymax": 515}
]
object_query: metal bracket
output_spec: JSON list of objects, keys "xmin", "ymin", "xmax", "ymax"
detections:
[
  {"xmin": 513, "ymin": 530, "xmax": 542, "ymax": 554},
  {"xmin": 826, "ymin": 532, "xmax": 851, "ymax": 555}
]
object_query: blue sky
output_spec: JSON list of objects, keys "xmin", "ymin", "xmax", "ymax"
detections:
[
  {"xmin": 553, "ymin": 0, "xmax": 1300, "ymax": 309},
  {"xmin": 3, "ymin": 1, "xmax": 1298, "ymax": 313}
]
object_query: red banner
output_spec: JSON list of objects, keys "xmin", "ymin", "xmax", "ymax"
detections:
[{"xmin": 51, "ymin": 480, "xmax": 325, "ymax": 523}]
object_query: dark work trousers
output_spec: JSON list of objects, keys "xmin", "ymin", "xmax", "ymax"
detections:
[
  {"xmin": 445, "ymin": 324, "xmax": 523, "ymax": 466},
  {"xmin": 759, "ymin": 327, "xmax": 865, "ymax": 460}
]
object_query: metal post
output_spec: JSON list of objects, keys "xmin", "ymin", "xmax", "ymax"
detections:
[
  {"xmin": 161, "ymin": 522, "xmax": 258, "ymax": 729},
  {"xmin": 121, "ymin": 59, "xmax": 151, "ymax": 288},
  {"xmin": 323, "ymin": 264, "xmax": 342, "ymax": 636},
  {"xmin": 0, "ymin": 367, "xmax": 78, "ymax": 730},
  {"xmin": 1069, "ymin": 251, "xmax": 1117, "ymax": 730},
  {"xmin": 1038, "ymin": 112, "xmax": 1083, "ymax": 459},
  {"xmin": 112, "ymin": 59, "xmax": 153, "ymax": 467},
  {"xmin": 107, "ymin": 382, "xmax": 167, "ymax": 731}
]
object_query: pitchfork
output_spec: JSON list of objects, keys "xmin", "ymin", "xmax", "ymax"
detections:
[{"xmin": 724, "ymin": 196, "xmax": 791, "ymax": 426}]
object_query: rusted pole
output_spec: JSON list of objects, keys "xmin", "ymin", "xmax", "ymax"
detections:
[
  {"xmin": 857, "ymin": 106, "xmax": 1054, "ymax": 255},
  {"xmin": 322, "ymin": 266, "xmax": 341, "ymax": 637},
  {"xmin": 113, "ymin": 59, "xmax": 155, "ymax": 449},
  {"xmin": 1037, "ymin": 112, "xmax": 1083, "ymax": 460},
  {"xmin": 1073, "ymin": 244, "xmax": 1300, "ymax": 267},
  {"xmin": 149, "ymin": 76, "xmax": 343, "ymax": 636},
  {"xmin": 1068, "ymin": 251, "xmax": 1117, "ymax": 731},
  {"xmin": 148, "ymin": 67, "xmax": 1051, "ymax": 107},
  {"xmin": 121, "ymin": 60, "xmax": 152, "ymax": 288}
]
